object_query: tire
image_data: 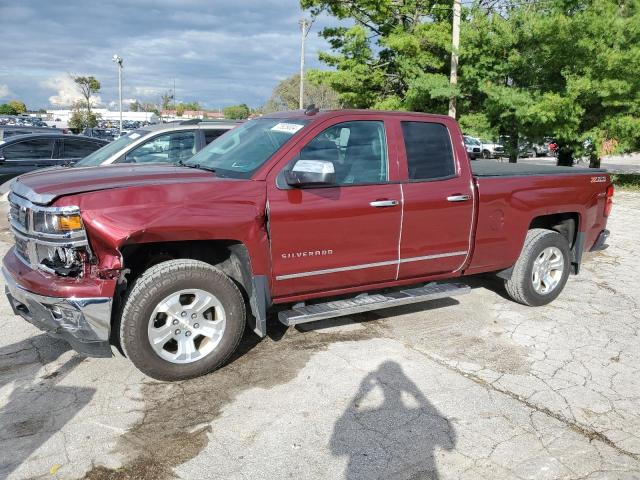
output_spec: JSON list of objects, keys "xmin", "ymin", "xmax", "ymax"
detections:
[
  {"xmin": 483, "ymin": 150, "xmax": 491, "ymax": 159},
  {"xmin": 120, "ymin": 259, "xmax": 246, "ymax": 381},
  {"xmin": 504, "ymin": 229, "xmax": 571, "ymax": 306}
]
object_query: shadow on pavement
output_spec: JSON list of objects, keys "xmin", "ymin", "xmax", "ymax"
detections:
[
  {"xmin": 331, "ymin": 361, "xmax": 456, "ymax": 480},
  {"xmin": 0, "ymin": 334, "xmax": 95, "ymax": 478}
]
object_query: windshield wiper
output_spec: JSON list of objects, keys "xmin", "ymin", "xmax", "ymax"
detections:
[{"xmin": 177, "ymin": 160, "xmax": 216, "ymax": 173}]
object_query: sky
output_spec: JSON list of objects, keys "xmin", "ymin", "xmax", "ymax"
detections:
[{"xmin": 0, "ymin": 0, "xmax": 340, "ymax": 111}]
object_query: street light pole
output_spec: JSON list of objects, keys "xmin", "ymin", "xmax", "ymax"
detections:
[
  {"xmin": 299, "ymin": 18, "xmax": 310, "ymax": 110},
  {"xmin": 448, "ymin": 0, "xmax": 461, "ymax": 118},
  {"xmin": 112, "ymin": 54, "xmax": 124, "ymax": 134}
]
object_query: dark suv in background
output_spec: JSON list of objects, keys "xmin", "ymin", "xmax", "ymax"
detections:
[{"xmin": 0, "ymin": 133, "xmax": 107, "ymax": 183}]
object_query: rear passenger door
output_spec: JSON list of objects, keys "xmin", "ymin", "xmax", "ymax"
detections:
[{"xmin": 395, "ymin": 118, "xmax": 474, "ymax": 279}]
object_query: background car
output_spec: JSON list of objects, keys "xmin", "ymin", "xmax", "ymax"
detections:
[
  {"xmin": 82, "ymin": 127, "xmax": 119, "ymax": 142},
  {"xmin": 74, "ymin": 119, "xmax": 240, "ymax": 167},
  {"xmin": 480, "ymin": 139, "xmax": 505, "ymax": 158},
  {"xmin": 464, "ymin": 135, "xmax": 482, "ymax": 160},
  {"xmin": 0, "ymin": 133, "xmax": 107, "ymax": 183},
  {"xmin": 0, "ymin": 125, "xmax": 68, "ymax": 141}
]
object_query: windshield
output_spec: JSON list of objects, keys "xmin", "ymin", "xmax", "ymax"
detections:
[
  {"xmin": 75, "ymin": 130, "xmax": 148, "ymax": 166},
  {"xmin": 184, "ymin": 117, "xmax": 309, "ymax": 178}
]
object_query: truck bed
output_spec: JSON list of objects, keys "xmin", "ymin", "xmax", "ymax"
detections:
[{"xmin": 471, "ymin": 160, "xmax": 605, "ymax": 177}]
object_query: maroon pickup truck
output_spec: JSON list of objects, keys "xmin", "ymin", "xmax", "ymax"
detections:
[{"xmin": 3, "ymin": 110, "xmax": 613, "ymax": 380}]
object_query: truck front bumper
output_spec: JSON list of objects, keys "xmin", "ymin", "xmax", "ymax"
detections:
[{"xmin": 3, "ymin": 266, "xmax": 113, "ymax": 357}]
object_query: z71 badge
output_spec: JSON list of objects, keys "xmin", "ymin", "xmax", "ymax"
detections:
[{"xmin": 591, "ymin": 176, "xmax": 607, "ymax": 183}]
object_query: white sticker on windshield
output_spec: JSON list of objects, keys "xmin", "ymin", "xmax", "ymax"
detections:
[
  {"xmin": 270, "ymin": 123, "xmax": 304, "ymax": 134},
  {"xmin": 128, "ymin": 132, "xmax": 141, "ymax": 139}
]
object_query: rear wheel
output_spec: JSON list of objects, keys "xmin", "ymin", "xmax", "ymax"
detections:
[
  {"xmin": 120, "ymin": 259, "xmax": 245, "ymax": 381},
  {"xmin": 483, "ymin": 150, "xmax": 491, "ymax": 159},
  {"xmin": 504, "ymin": 229, "xmax": 570, "ymax": 306}
]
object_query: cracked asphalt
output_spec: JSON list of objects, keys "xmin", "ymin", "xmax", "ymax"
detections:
[{"xmin": 0, "ymin": 192, "xmax": 638, "ymax": 480}]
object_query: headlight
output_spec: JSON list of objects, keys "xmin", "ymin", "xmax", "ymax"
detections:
[{"xmin": 33, "ymin": 211, "xmax": 83, "ymax": 234}]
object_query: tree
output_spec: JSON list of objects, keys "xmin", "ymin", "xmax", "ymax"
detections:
[
  {"xmin": 264, "ymin": 73, "xmax": 340, "ymax": 112},
  {"xmin": 7, "ymin": 100, "xmax": 27, "ymax": 114},
  {"xmin": 0, "ymin": 103, "xmax": 17, "ymax": 115},
  {"xmin": 460, "ymin": 0, "xmax": 640, "ymax": 164},
  {"xmin": 68, "ymin": 101, "xmax": 100, "ymax": 132},
  {"xmin": 223, "ymin": 104, "xmax": 251, "ymax": 120},
  {"xmin": 161, "ymin": 91, "xmax": 174, "ymax": 111},
  {"xmin": 305, "ymin": 0, "xmax": 640, "ymax": 165},
  {"xmin": 300, "ymin": 0, "xmax": 453, "ymax": 112},
  {"xmin": 72, "ymin": 76, "xmax": 101, "ymax": 114}
]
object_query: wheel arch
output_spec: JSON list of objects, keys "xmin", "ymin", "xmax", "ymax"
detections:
[
  {"xmin": 497, "ymin": 212, "xmax": 581, "ymax": 279},
  {"xmin": 112, "ymin": 239, "xmax": 270, "ymax": 347}
]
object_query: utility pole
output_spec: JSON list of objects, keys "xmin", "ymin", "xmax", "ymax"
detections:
[
  {"xmin": 448, "ymin": 0, "xmax": 461, "ymax": 118},
  {"xmin": 299, "ymin": 18, "xmax": 310, "ymax": 110},
  {"xmin": 112, "ymin": 54, "xmax": 124, "ymax": 134}
]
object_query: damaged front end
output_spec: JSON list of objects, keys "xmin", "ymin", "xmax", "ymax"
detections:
[{"xmin": 4, "ymin": 191, "xmax": 114, "ymax": 357}]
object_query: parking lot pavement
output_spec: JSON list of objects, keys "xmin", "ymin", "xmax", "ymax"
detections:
[{"xmin": 0, "ymin": 192, "xmax": 639, "ymax": 480}]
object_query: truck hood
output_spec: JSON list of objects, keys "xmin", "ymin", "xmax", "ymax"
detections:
[{"xmin": 12, "ymin": 164, "xmax": 217, "ymax": 205}]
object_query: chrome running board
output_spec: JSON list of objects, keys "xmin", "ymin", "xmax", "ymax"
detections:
[{"xmin": 278, "ymin": 282, "xmax": 470, "ymax": 326}]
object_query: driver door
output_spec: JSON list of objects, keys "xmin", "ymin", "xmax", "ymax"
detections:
[{"xmin": 266, "ymin": 117, "xmax": 402, "ymax": 299}]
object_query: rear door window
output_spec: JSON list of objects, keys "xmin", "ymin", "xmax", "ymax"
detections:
[
  {"xmin": 2, "ymin": 138, "xmax": 55, "ymax": 160},
  {"xmin": 63, "ymin": 139, "xmax": 103, "ymax": 158},
  {"xmin": 401, "ymin": 122, "xmax": 455, "ymax": 180}
]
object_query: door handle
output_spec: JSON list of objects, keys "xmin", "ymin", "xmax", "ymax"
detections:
[
  {"xmin": 370, "ymin": 199, "xmax": 399, "ymax": 208},
  {"xmin": 446, "ymin": 194, "xmax": 471, "ymax": 202}
]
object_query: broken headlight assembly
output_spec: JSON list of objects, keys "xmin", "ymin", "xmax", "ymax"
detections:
[{"xmin": 8, "ymin": 193, "xmax": 92, "ymax": 278}]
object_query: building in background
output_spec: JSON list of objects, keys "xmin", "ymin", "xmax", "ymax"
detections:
[{"xmin": 45, "ymin": 109, "xmax": 158, "ymax": 125}]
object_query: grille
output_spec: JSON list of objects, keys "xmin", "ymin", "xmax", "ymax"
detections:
[
  {"xmin": 14, "ymin": 236, "xmax": 30, "ymax": 263},
  {"xmin": 9, "ymin": 200, "xmax": 29, "ymax": 231}
]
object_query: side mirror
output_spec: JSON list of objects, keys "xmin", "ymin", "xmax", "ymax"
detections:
[{"xmin": 285, "ymin": 160, "xmax": 336, "ymax": 187}]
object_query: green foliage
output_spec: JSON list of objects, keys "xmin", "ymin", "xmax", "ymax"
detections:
[
  {"xmin": 304, "ymin": 0, "xmax": 640, "ymax": 163},
  {"xmin": 264, "ymin": 73, "xmax": 340, "ymax": 111},
  {"xmin": 458, "ymin": 112, "xmax": 494, "ymax": 139},
  {"xmin": 0, "ymin": 103, "xmax": 17, "ymax": 115},
  {"xmin": 611, "ymin": 173, "xmax": 640, "ymax": 190},
  {"xmin": 301, "ymin": 0, "xmax": 453, "ymax": 112},
  {"xmin": 68, "ymin": 102, "xmax": 100, "ymax": 132},
  {"xmin": 175, "ymin": 102, "xmax": 201, "ymax": 116},
  {"xmin": 7, "ymin": 100, "xmax": 27, "ymax": 113},
  {"xmin": 223, "ymin": 103, "xmax": 250, "ymax": 120}
]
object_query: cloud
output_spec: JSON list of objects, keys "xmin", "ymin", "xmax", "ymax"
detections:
[
  {"xmin": 0, "ymin": 84, "xmax": 10, "ymax": 99},
  {"xmin": 41, "ymin": 75, "xmax": 102, "ymax": 107},
  {"xmin": 132, "ymin": 86, "xmax": 165, "ymax": 97},
  {"xmin": 108, "ymin": 98, "xmax": 137, "ymax": 109},
  {"xmin": 0, "ymin": 0, "xmax": 342, "ymax": 109}
]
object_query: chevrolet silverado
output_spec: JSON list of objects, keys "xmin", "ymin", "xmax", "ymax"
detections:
[{"xmin": 3, "ymin": 109, "xmax": 613, "ymax": 380}]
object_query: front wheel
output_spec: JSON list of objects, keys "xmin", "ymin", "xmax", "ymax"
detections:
[
  {"xmin": 504, "ymin": 229, "xmax": 570, "ymax": 306},
  {"xmin": 119, "ymin": 259, "xmax": 246, "ymax": 381}
]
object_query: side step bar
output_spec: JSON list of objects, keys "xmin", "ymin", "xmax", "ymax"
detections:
[{"xmin": 278, "ymin": 282, "xmax": 470, "ymax": 326}]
